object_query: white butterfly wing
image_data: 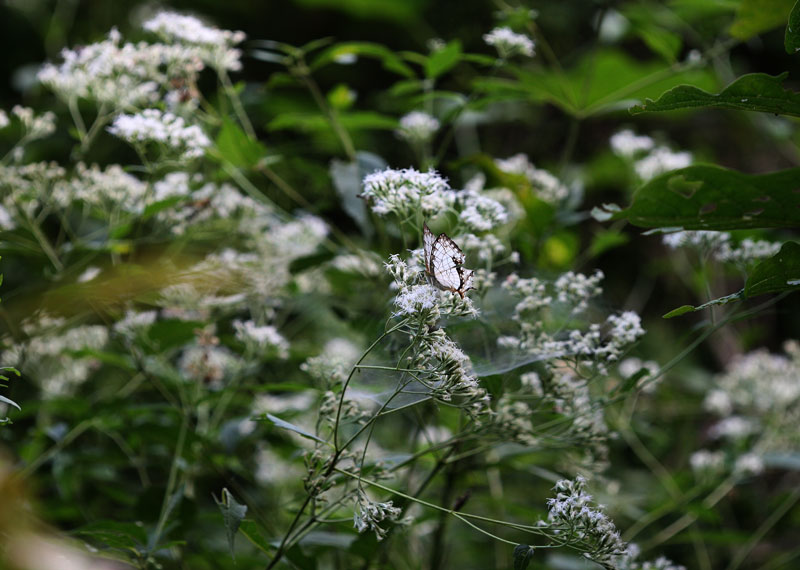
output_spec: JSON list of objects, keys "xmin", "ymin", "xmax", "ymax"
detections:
[
  {"xmin": 423, "ymin": 223, "xmax": 436, "ymax": 274},
  {"xmin": 431, "ymin": 234, "xmax": 464, "ymax": 291},
  {"xmin": 459, "ymin": 268, "xmax": 474, "ymax": 295}
]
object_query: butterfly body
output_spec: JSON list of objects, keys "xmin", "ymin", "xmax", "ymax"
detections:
[{"xmin": 422, "ymin": 223, "xmax": 474, "ymax": 299}]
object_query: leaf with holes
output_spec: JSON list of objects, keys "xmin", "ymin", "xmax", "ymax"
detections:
[
  {"xmin": 609, "ymin": 165, "xmax": 800, "ymax": 230},
  {"xmin": 630, "ymin": 73, "xmax": 800, "ymax": 117},
  {"xmin": 744, "ymin": 242, "xmax": 800, "ymax": 297}
]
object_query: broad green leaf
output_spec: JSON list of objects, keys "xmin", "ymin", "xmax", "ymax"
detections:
[
  {"xmin": 730, "ymin": 0, "xmax": 794, "ymax": 39},
  {"xmin": 787, "ymin": 1, "xmax": 800, "ymax": 53},
  {"xmin": 312, "ymin": 42, "xmax": 415, "ymax": 77},
  {"xmin": 631, "ymin": 73, "xmax": 800, "ymax": 117},
  {"xmin": 261, "ymin": 413, "xmax": 329, "ymax": 444},
  {"xmin": 424, "ymin": 40, "xmax": 462, "ymax": 79},
  {"xmin": 214, "ymin": 488, "xmax": 248, "ymax": 560},
  {"xmin": 611, "ymin": 165, "xmax": 800, "ymax": 230},
  {"xmin": 744, "ymin": 242, "xmax": 800, "ymax": 297},
  {"xmin": 473, "ymin": 49, "xmax": 715, "ymax": 117},
  {"xmin": 239, "ymin": 520, "xmax": 275, "ymax": 555},
  {"xmin": 214, "ymin": 120, "xmax": 267, "ymax": 169},
  {"xmin": 513, "ymin": 544, "xmax": 535, "ymax": 570}
]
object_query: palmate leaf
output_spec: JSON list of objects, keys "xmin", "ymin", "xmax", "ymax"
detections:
[
  {"xmin": 630, "ymin": 73, "xmax": 800, "ymax": 117},
  {"xmin": 608, "ymin": 164, "xmax": 800, "ymax": 230}
]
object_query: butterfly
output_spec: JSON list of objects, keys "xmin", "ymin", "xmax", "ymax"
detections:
[{"xmin": 423, "ymin": 223, "xmax": 474, "ymax": 299}]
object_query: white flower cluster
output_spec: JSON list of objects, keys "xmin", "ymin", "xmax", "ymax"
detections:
[
  {"xmin": 5, "ymin": 105, "xmax": 57, "ymax": 140},
  {"xmin": 108, "ymin": 109, "xmax": 211, "ymax": 159},
  {"xmin": 663, "ymin": 231, "xmax": 780, "ymax": 266},
  {"xmin": 614, "ymin": 544, "xmax": 686, "ymax": 570},
  {"xmin": 360, "ymin": 167, "xmax": 454, "ymax": 219},
  {"xmin": 3, "ymin": 317, "xmax": 108, "ymax": 398},
  {"xmin": 543, "ymin": 476, "xmax": 627, "ymax": 565},
  {"xmin": 413, "ymin": 330, "xmax": 489, "ymax": 416},
  {"xmin": 233, "ymin": 320, "xmax": 289, "ymax": 359},
  {"xmin": 458, "ymin": 189, "xmax": 509, "ymax": 231},
  {"xmin": 493, "ymin": 396, "xmax": 537, "ymax": 445},
  {"xmin": 555, "ymin": 270, "xmax": 604, "ymax": 314},
  {"xmin": 609, "ymin": 130, "xmax": 692, "ymax": 181},
  {"xmin": 353, "ymin": 490, "xmax": 402, "ymax": 541},
  {"xmin": 39, "ymin": 14, "xmax": 244, "ymax": 109},
  {"xmin": 53, "ymin": 163, "xmax": 148, "ymax": 210},
  {"xmin": 610, "ymin": 129, "xmax": 655, "ymax": 158},
  {"xmin": 301, "ymin": 338, "xmax": 362, "ymax": 387},
  {"xmin": 179, "ymin": 342, "xmax": 237, "ymax": 390},
  {"xmin": 483, "ymin": 26, "xmax": 535, "ymax": 58},
  {"xmin": 38, "ymin": 28, "xmax": 200, "ymax": 108},
  {"xmin": 113, "ymin": 310, "xmax": 157, "ymax": 337},
  {"xmin": 143, "ymin": 11, "xmax": 246, "ymax": 71},
  {"xmin": 495, "ymin": 154, "xmax": 570, "ymax": 204},
  {"xmin": 396, "ymin": 111, "xmax": 440, "ymax": 143}
]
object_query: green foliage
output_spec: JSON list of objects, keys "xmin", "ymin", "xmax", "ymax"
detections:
[
  {"xmin": 609, "ymin": 164, "xmax": 800, "ymax": 230},
  {"xmin": 513, "ymin": 544, "xmax": 535, "ymax": 570},
  {"xmin": 631, "ymin": 73, "xmax": 800, "ymax": 117},
  {"xmin": 786, "ymin": 1, "xmax": 800, "ymax": 52},
  {"xmin": 730, "ymin": 0, "xmax": 795, "ymax": 38},
  {"xmin": 745, "ymin": 241, "xmax": 800, "ymax": 296}
]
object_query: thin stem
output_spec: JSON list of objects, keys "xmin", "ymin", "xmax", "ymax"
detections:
[
  {"xmin": 219, "ymin": 69, "xmax": 257, "ymax": 139},
  {"xmin": 149, "ymin": 410, "xmax": 190, "ymax": 552}
]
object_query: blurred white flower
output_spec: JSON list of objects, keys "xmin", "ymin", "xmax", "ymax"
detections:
[{"xmin": 483, "ymin": 27, "xmax": 535, "ymax": 58}]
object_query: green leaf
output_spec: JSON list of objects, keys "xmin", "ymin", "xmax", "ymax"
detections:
[
  {"xmin": 513, "ymin": 544, "xmax": 535, "ymax": 570},
  {"xmin": 611, "ymin": 164, "xmax": 800, "ymax": 230},
  {"xmin": 239, "ymin": 520, "xmax": 275, "ymax": 555},
  {"xmin": 662, "ymin": 291, "xmax": 745, "ymax": 318},
  {"xmin": 730, "ymin": 0, "xmax": 794, "ymax": 39},
  {"xmin": 261, "ymin": 413, "xmax": 329, "ymax": 444},
  {"xmin": 787, "ymin": 1, "xmax": 800, "ymax": 53},
  {"xmin": 744, "ymin": 242, "xmax": 800, "ymax": 297},
  {"xmin": 268, "ymin": 111, "xmax": 396, "ymax": 132},
  {"xmin": 214, "ymin": 488, "xmax": 248, "ymax": 560},
  {"xmin": 589, "ymin": 228, "xmax": 630, "ymax": 257},
  {"xmin": 424, "ymin": 40, "xmax": 462, "ymax": 79},
  {"xmin": 631, "ymin": 73, "xmax": 800, "ymax": 117},
  {"xmin": 473, "ymin": 48, "xmax": 715, "ymax": 117},
  {"xmin": 311, "ymin": 42, "xmax": 415, "ymax": 77},
  {"xmin": 215, "ymin": 120, "xmax": 267, "ymax": 169},
  {"xmin": 330, "ymin": 151, "xmax": 385, "ymax": 236}
]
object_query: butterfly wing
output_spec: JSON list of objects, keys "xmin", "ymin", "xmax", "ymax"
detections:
[
  {"xmin": 423, "ymin": 223, "xmax": 436, "ymax": 274},
  {"xmin": 430, "ymin": 233, "xmax": 464, "ymax": 292},
  {"xmin": 458, "ymin": 267, "xmax": 474, "ymax": 298}
]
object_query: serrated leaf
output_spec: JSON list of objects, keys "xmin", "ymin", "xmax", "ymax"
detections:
[
  {"xmin": 261, "ymin": 413, "xmax": 329, "ymax": 444},
  {"xmin": 744, "ymin": 242, "xmax": 800, "ymax": 297},
  {"xmin": 730, "ymin": 0, "xmax": 794, "ymax": 39},
  {"xmin": 611, "ymin": 164, "xmax": 800, "ymax": 230},
  {"xmin": 788, "ymin": 1, "xmax": 800, "ymax": 53},
  {"xmin": 424, "ymin": 40, "xmax": 462, "ymax": 79},
  {"xmin": 513, "ymin": 544, "xmax": 535, "ymax": 570},
  {"xmin": 214, "ymin": 488, "xmax": 248, "ymax": 560},
  {"xmin": 631, "ymin": 73, "xmax": 800, "ymax": 117}
]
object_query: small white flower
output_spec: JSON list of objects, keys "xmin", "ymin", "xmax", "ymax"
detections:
[
  {"xmin": 394, "ymin": 284, "xmax": 439, "ymax": 316},
  {"xmin": 483, "ymin": 26, "xmax": 535, "ymax": 58},
  {"xmin": 396, "ymin": 111, "xmax": 440, "ymax": 143},
  {"xmin": 233, "ymin": 320, "xmax": 289, "ymax": 359},
  {"xmin": 734, "ymin": 452, "xmax": 764, "ymax": 476},
  {"xmin": 634, "ymin": 147, "xmax": 692, "ymax": 180},
  {"xmin": 610, "ymin": 129, "xmax": 654, "ymax": 158}
]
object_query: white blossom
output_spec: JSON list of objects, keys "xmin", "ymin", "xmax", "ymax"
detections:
[
  {"xmin": 634, "ymin": 147, "xmax": 692, "ymax": 180},
  {"xmin": 108, "ymin": 109, "xmax": 210, "ymax": 159},
  {"xmin": 610, "ymin": 129, "xmax": 654, "ymax": 158},
  {"xmin": 360, "ymin": 167, "xmax": 453, "ymax": 219},
  {"xmin": 233, "ymin": 320, "xmax": 289, "ymax": 359},
  {"xmin": 396, "ymin": 111, "xmax": 440, "ymax": 143},
  {"xmin": 483, "ymin": 27, "xmax": 535, "ymax": 58}
]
